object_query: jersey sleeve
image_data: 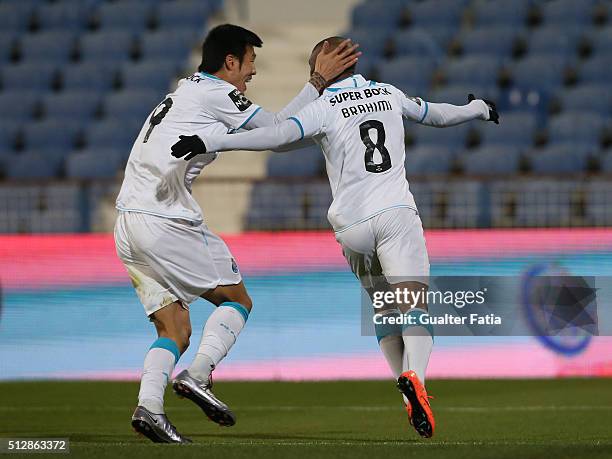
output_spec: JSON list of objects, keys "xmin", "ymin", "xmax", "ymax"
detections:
[
  {"xmin": 394, "ymin": 87, "xmax": 429, "ymax": 123},
  {"xmin": 204, "ymin": 84, "xmax": 262, "ymax": 131}
]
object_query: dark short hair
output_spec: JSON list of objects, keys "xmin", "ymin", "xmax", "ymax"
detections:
[{"xmin": 198, "ymin": 24, "xmax": 263, "ymax": 73}]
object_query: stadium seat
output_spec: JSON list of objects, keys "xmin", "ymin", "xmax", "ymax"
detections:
[
  {"xmin": 246, "ymin": 183, "xmax": 304, "ymax": 230},
  {"xmin": 102, "ymin": 89, "xmax": 160, "ymax": 122},
  {"xmin": 458, "ymin": 26, "xmax": 522, "ymax": 57},
  {"xmin": 471, "ymin": 0, "xmax": 530, "ymax": 26},
  {"xmin": 547, "ymin": 112, "xmax": 606, "ymax": 146},
  {"xmin": 0, "ymin": 2, "xmax": 35, "ymax": 31},
  {"xmin": 267, "ymin": 144, "xmax": 323, "ymax": 178},
  {"xmin": 590, "ymin": 26, "xmax": 612, "ymax": 56},
  {"xmin": 586, "ymin": 179, "xmax": 612, "ymax": 226},
  {"xmin": 18, "ymin": 31, "xmax": 77, "ymax": 63},
  {"xmin": 406, "ymin": 0, "xmax": 467, "ymax": 28},
  {"xmin": 65, "ymin": 150, "xmax": 123, "ymax": 179},
  {"xmin": 500, "ymin": 88, "xmax": 551, "ymax": 117},
  {"xmin": 84, "ymin": 119, "xmax": 141, "ymax": 151},
  {"xmin": 392, "ymin": 28, "xmax": 448, "ymax": 61},
  {"xmin": 351, "ymin": 1, "xmax": 403, "ymax": 28},
  {"xmin": 579, "ymin": 56, "xmax": 612, "ymax": 84},
  {"xmin": 22, "ymin": 120, "xmax": 82, "ymax": 153},
  {"xmin": 405, "ymin": 146, "xmax": 454, "ymax": 176},
  {"xmin": 345, "ymin": 28, "xmax": 391, "ymax": 58},
  {"xmin": 155, "ymin": 0, "xmax": 212, "ymax": 30},
  {"xmin": 598, "ymin": 149, "xmax": 612, "ymax": 173},
  {"xmin": 0, "ymin": 91, "xmax": 40, "ymax": 122},
  {"xmin": 120, "ymin": 61, "xmax": 179, "ymax": 92},
  {"xmin": 1, "ymin": 62, "xmax": 57, "ymax": 91},
  {"xmin": 557, "ymin": 85, "xmax": 611, "ymax": 116},
  {"xmin": 527, "ymin": 144, "xmax": 592, "ymax": 174},
  {"xmin": 0, "ymin": 32, "xmax": 17, "ymax": 63},
  {"xmin": 527, "ymin": 26, "xmax": 583, "ymax": 57},
  {"xmin": 541, "ymin": 0, "xmax": 597, "ymax": 26},
  {"xmin": 42, "ymin": 91, "xmax": 101, "ymax": 121},
  {"xmin": 412, "ymin": 124, "xmax": 471, "ymax": 150},
  {"xmin": 34, "ymin": 1, "xmax": 93, "ymax": 31},
  {"xmin": 355, "ymin": 56, "xmax": 382, "ymax": 79},
  {"xmin": 138, "ymin": 29, "xmax": 201, "ymax": 62},
  {"xmin": 6, "ymin": 152, "xmax": 61, "ymax": 179},
  {"xmin": 78, "ymin": 31, "xmax": 136, "ymax": 63},
  {"xmin": 95, "ymin": 1, "xmax": 155, "ymax": 31},
  {"xmin": 60, "ymin": 62, "xmax": 119, "ymax": 91},
  {"xmin": 378, "ymin": 57, "xmax": 435, "ymax": 94},
  {"xmin": 461, "ymin": 146, "xmax": 522, "ymax": 175},
  {"xmin": 442, "ymin": 56, "xmax": 503, "ymax": 87},
  {"xmin": 477, "ymin": 112, "xmax": 537, "ymax": 148},
  {"xmin": 0, "ymin": 121, "xmax": 20, "ymax": 153},
  {"xmin": 511, "ymin": 55, "xmax": 572, "ymax": 91},
  {"xmin": 427, "ymin": 85, "xmax": 500, "ymax": 106}
]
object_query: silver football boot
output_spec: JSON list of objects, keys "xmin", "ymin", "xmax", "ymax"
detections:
[
  {"xmin": 172, "ymin": 369, "xmax": 236, "ymax": 426},
  {"xmin": 131, "ymin": 406, "xmax": 192, "ymax": 443}
]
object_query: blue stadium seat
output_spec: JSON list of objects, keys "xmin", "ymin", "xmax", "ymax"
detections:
[
  {"xmin": 458, "ymin": 26, "xmax": 522, "ymax": 57},
  {"xmin": 0, "ymin": 2, "xmax": 35, "ymax": 31},
  {"xmin": 541, "ymin": 0, "xmax": 597, "ymax": 26},
  {"xmin": 513, "ymin": 180, "xmax": 578, "ymax": 226},
  {"xmin": 586, "ymin": 180, "xmax": 612, "ymax": 225},
  {"xmin": 1, "ymin": 62, "xmax": 57, "ymax": 91},
  {"xmin": 477, "ymin": 112, "xmax": 537, "ymax": 148},
  {"xmin": 412, "ymin": 124, "xmax": 470, "ymax": 150},
  {"xmin": 346, "ymin": 28, "xmax": 391, "ymax": 58},
  {"xmin": 405, "ymin": 146, "xmax": 454, "ymax": 176},
  {"xmin": 102, "ymin": 89, "xmax": 160, "ymax": 122},
  {"xmin": 527, "ymin": 144, "xmax": 592, "ymax": 174},
  {"xmin": 96, "ymin": 1, "xmax": 156, "ymax": 31},
  {"xmin": 443, "ymin": 56, "xmax": 502, "ymax": 87},
  {"xmin": 461, "ymin": 146, "xmax": 521, "ymax": 175},
  {"xmin": 22, "ymin": 120, "xmax": 82, "ymax": 153},
  {"xmin": 527, "ymin": 26, "xmax": 583, "ymax": 57},
  {"xmin": 60, "ymin": 62, "xmax": 119, "ymax": 91},
  {"xmin": 355, "ymin": 55, "xmax": 382, "ymax": 78},
  {"xmin": 120, "ymin": 61, "xmax": 179, "ymax": 92},
  {"xmin": 0, "ymin": 32, "xmax": 17, "ymax": 63},
  {"xmin": 155, "ymin": 0, "xmax": 212, "ymax": 30},
  {"xmin": 0, "ymin": 121, "xmax": 20, "ymax": 153},
  {"xmin": 378, "ymin": 57, "xmax": 435, "ymax": 94},
  {"xmin": 392, "ymin": 28, "xmax": 447, "ymax": 61},
  {"xmin": 598, "ymin": 149, "xmax": 612, "ymax": 173},
  {"xmin": 558, "ymin": 85, "xmax": 611, "ymax": 116},
  {"xmin": 427, "ymin": 85, "xmax": 500, "ymax": 106},
  {"xmin": 139, "ymin": 29, "xmax": 200, "ymax": 62},
  {"xmin": 42, "ymin": 91, "xmax": 101, "ymax": 121},
  {"xmin": 590, "ymin": 26, "xmax": 612, "ymax": 57},
  {"xmin": 579, "ymin": 57, "xmax": 612, "ymax": 84},
  {"xmin": 18, "ymin": 30, "xmax": 77, "ymax": 63},
  {"xmin": 407, "ymin": 0, "xmax": 467, "ymax": 28},
  {"xmin": 351, "ymin": 1, "xmax": 403, "ymax": 28},
  {"xmin": 547, "ymin": 112, "xmax": 605, "ymax": 146},
  {"xmin": 0, "ymin": 91, "xmax": 40, "ymax": 122},
  {"xmin": 500, "ymin": 88, "xmax": 551, "ymax": 117},
  {"xmin": 303, "ymin": 182, "xmax": 333, "ymax": 229},
  {"xmin": 85, "ymin": 119, "xmax": 141, "ymax": 151},
  {"xmin": 246, "ymin": 183, "xmax": 303, "ymax": 230},
  {"xmin": 34, "ymin": 1, "xmax": 94, "ymax": 31},
  {"xmin": 471, "ymin": 0, "xmax": 530, "ymax": 26},
  {"xmin": 511, "ymin": 55, "xmax": 572, "ymax": 91},
  {"xmin": 65, "ymin": 150, "xmax": 123, "ymax": 179},
  {"xmin": 6, "ymin": 152, "xmax": 60, "ymax": 179},
  {"xmin": 78, "ymin": 31, "xmax": 136, "ymax": 63},
  {"xmin": 267, "ymin": 144, "xmax": 323, "ymax": 177}
]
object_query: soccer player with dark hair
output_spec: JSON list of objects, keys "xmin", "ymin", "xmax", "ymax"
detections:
[
  {"xmin": 171, "ymin": 36, "xmax": 499, "ymax": 439},
  {"xmin": 115, "ymin": 25, "xmax": 359, "ymax": 443}
]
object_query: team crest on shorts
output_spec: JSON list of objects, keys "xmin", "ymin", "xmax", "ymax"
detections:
[
  {"xmin": 231, "ymin": 258, "xmax": 239, "ymax": 273},
  {"xmin": 228, "ymin": 89, "xmax": 252, "ymax": 111}
]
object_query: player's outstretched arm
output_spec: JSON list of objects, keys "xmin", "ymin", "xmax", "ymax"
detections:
[
  {"xmin": 244, "ymin": 39, "xmax": 360, "ymax": 129},
  {"xmin": 401, "ymin": 92, "xmax": 500, "ymax": 128}
]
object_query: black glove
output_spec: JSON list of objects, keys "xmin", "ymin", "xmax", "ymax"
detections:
[
  {"xmin": 171, "ymin": 135, "xmax": 207, "ymax": 161},
  {"xmin": 468, "ymin": 93, "xmax": 499, "ymax": 124}
]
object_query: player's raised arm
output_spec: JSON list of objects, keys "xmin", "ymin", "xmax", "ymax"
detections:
[
  {"xmin": 399, "ymin": 91, "xmax": 500, "ymax": 127},
  {"xmin": 172, "ymin": 100, "xmax": 327, "ymax": 160}
]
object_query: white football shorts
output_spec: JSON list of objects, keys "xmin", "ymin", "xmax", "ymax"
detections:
[
  {"xmin": 334, "ymin": 207, "xmax": 430, "ymax": 289},
  {"xmin": 114, "ymin": 211, "xmax": 241, "ymax": 316}
]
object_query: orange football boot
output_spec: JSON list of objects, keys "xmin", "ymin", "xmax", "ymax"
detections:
[{"xmin": 397, "ymin": 370, "xmax": 435, "ymax": 438}]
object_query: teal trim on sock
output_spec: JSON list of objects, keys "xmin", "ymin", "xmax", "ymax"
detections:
[
  {"xmin": 374, "ymin": 309, "xmax": 402, "ymax": 343},
  {"xmin": 402, "ymin": 309, "xmax": 434, "ymax": 339},
  {"xmin": 221, "ymin": 301, "xmax": 249, "ymax": 322},
  {"xmin": 150, "ymin": 337, "xmax": 180, "ymax": 363}
]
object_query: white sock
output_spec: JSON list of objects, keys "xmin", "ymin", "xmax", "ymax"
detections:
[
  {"xmin": 138, "ymin": 337, "xmax": 180, "ymax": 414},
  {"xmin": 402, "ymin": 308, "xmax": 434, "ymax": 385},
  {"xmin": 188, "ymin": 302, "xmax": 249, "ymax": 381}
]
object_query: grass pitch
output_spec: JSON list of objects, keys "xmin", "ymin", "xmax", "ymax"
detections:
[{"xmin": 0, "ymin": 379, "xmax": 611, "ymax": 459}]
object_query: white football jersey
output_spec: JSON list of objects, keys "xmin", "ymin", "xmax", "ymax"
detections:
[
  {"xmin": 292, "ymin": 74, "xmax": 427, "ymax": 232},
  {"xmin": 116, "ymin": 72, "xmax": 262, "ymax": 223}
]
